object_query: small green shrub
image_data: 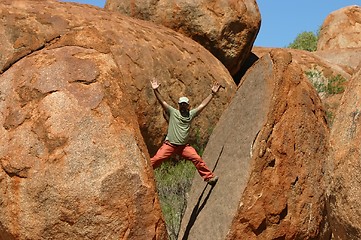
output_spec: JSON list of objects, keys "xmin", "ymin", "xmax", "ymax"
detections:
[
  {"xmin": 154, "ymin": 159, "xmax": 196, "ymax": 240},
  {"xmin": 326, "ymin": 74, "xmax": 346, "ymax": 94},
  {"xmin": 305, "ymin": 69, "xmax": 347, "ymax": 127},
  {"xmin": 154, "ymin": 128, "xmax": 207, "ymax": 239},
  {"xmin": 305, "ymin": 69, "xmax": 327, "ymax": 93},
  {"xmin": 305, "ymin": 69, "xmax": 346, "ymax": 95},
  {"xmin": 288, "ymin": 31, "xmax": 318, "ymax": 52},
  {"xmin": 326, "ymin": 111, "xmax": 335, "ymax": 127}
]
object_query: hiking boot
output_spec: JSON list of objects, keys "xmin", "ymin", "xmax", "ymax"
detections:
[{"xmin": 206, "ymin": 176, "xmax": 219, "ymax": 186}]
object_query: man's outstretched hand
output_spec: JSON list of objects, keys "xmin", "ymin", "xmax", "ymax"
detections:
[
  {"xmin": 211, "ymin": 82, "xmax": 222, "ymax": 94},
  {"xmin": 150, "ymin": 78, "xmax": 160, "ymax": 90}
]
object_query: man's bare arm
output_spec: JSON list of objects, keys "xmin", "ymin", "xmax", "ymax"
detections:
[
  {"xmin": 151, "ymin": 78, "xmax": 170, "ymax": 111},
  {"xmin": 195, "ymin": 82, "xmax": 221, "ymax": 113}
]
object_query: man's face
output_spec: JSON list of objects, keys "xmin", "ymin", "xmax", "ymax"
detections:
[{"xmin": 178, "ymin": 102, "xmax": 189, "ymax": 111}]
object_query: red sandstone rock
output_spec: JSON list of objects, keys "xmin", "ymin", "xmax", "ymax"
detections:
[
  {"xmin": 0, "ymin": 45, "xmax": 167, "ymax": 239},
  {"xmin": 327, "ymin": 66, "xmax": 361, "ymax": 239},
  {"xmin": 180, "ymin": 49, "xmax": 330, "ymax": 240},
  {"xmin": 318, "ymin": 5, "xmax": 361, "ymax": 51},
  {"xmin": 105, "ymin": 0, "xmax": 261, "ymax": 76}
]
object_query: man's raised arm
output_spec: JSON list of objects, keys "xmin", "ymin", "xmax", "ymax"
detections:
[
  {"xmin": 151, "ymin": 78, "xmax": 170, "ymax": 111},
  {"xmin": 195, "ymin": 82, "xmax": 221, "ymax": 114}
]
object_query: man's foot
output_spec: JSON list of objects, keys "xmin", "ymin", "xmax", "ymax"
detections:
[{"xmin": 206, "ymin": 176, "xmax": 219, "ymax": 186}]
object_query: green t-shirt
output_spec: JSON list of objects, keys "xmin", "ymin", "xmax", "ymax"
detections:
[{"xmin": 165, "ymin": 106, "xmax": 199, "ymax": 145}]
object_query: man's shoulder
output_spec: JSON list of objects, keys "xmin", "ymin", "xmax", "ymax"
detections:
[
  {"xmin": 167, "ymin": 106, "xmax": 180, "ymax": 117},
  {"xmin": 167, "ymin": 105, "xmax": 177, "ymax": 112},
  {"xmin": 190, "ymin": 108, "xmax": 199, "ymax": 117}
]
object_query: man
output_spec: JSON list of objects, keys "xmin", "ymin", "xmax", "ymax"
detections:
[{"xmin": 150, "ymin": 78, "xmax": 220, "ymax": 186}]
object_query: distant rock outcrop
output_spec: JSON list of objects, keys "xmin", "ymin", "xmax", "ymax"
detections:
[
  {"xmin": 105, "ymin": 0, "xmax": 261, "ymax": 76},
  {"xmin": 326, "ymin": 66, "xmax": 361, "ymax": 239},
  {"xmin": 251, "ymin": 47, "xmax": 351, "ymax": 127},
  {"xmin": 252, "ymin": 47, "xmax": 351, "ymax": 80},
  {"xmin": 314, "ymin": 48, "xmax": 361, "ymax": 76},
  {"xmin": 179, "ymin": 49, "xmax": 330, "ymax": 240},
  {"xmin": 318, "ymin": 5, "xmax": 361, "ymax": 50}
]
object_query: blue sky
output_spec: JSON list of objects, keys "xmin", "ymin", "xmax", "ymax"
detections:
[{"xmin": 62, "ymin": 0, "xmax": 360, "ymax": 48}]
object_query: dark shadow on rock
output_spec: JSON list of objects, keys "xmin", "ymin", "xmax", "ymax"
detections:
[
  {"xmin": 233, "ymin": 52, "xmax": 259, "ymax": 85},
  {"xmin": 181, "ymin": 146, "xmax": 224, "ymax": 240}
]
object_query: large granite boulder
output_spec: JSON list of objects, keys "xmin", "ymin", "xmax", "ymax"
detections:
[
  {"xmin": 326, "ymin": 66, "xmax": 361, "ymax": 239},
  {"xmin": 318, "ymin": 5, "xmax": 361, "ymax": 51},
  {"xmin": 0, "ymin": 45, "xmax": 167, "ymax": 239},
  {"xmin": 105, "ymin": 0, "xmax": 261, "ymax": 76},
  {"xmin": 0, "ymin": 0, "xmax": 236, "ymax": 155},
  {"xmin": 179, "ymin": 49, "xmax": 330, "ymax": 240}
]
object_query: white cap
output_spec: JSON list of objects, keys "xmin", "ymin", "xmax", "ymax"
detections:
[{"xmin": 178, "ymin": 96, "xmax": 189, "ymax": 104}]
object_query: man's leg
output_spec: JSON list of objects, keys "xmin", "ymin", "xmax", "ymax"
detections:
[
  {"xmin": 180, "ymin": 145, "xmax": 214, "ymax": 181},
  {"xmin": 151, "ymin": 141, "xmax": 176, "ymax": 169}
]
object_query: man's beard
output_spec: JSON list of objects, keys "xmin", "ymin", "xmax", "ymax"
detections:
[{"xmin": 180, "ymin": 108, "xmax": 189, "ymax": 117}]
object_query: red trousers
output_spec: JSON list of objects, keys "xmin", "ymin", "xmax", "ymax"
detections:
[{"xmin": 151, "ymin": 141, "xmax": 214, "ymax": 181}]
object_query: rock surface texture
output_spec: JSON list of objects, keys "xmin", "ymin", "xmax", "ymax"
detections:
[
  {"xmin": 318, "ymin": 5, "xmax": 361, "ymax": 50},
  {"xmin": 314, "ymin": 48, "xmax": 361, "ymax": 76},
  {"xmin": 251, "ymin": 47, "xmax": 353, "ymax": 127},
  {"xmin": 0, "ymin": 0, "xmax": 236, "ymax": 155},
  {"xmin": 179, "ymin": 49, "xmax": 330, "ymax": 240},
  {"xmin": 327, "ymin": 66, "xmax": 361, "ymax": 239},
  {"xmin": 0, "ymin": 44, "xmax": 166, "ymax": 240},
  {"xmin": 0, "ymin": 0, "xmax": 236, "ymax": 239},
  {"xmin": 3, "ymin": 0, "xmax": 360, "ymax": 239},
  {"xmin": 105, "ymin": 0, "xmax": 261, "ymax": 76},
  {"xmin": 252, "ymin": 47, "xmax": 351, "ymax": 80}
]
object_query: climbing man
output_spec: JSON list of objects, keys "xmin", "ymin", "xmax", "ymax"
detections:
[{"xmin": 150, "ymin": 78, "xmax": 220, "ymax": 186}]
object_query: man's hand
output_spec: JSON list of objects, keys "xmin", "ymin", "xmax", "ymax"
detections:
[
  {"xmin": 151, "ymin": 78, "xmax": 160, "ymax": 90},
  {"xmin": 211, "ymin": 82, "xmax": 221, "ymax": 94},
  {"xmin": 195, "ymin": 82, "xmax": 223, "ymax": 114},
  {"xmin": 151, "ymin": 78, "xmax": 170, "ymax": 111}
]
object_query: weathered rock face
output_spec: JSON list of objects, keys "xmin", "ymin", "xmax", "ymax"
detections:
[
  {"xmin": 0, "ymin": 46, "xmax": 166, "ymax": 239},
  {"xmin": 179, "ymin": 49, "xmax": 330, "ymax": 240},
  {"xmin": 253, "ymin": 47, "xmax": 351, "ymax": 80},
  {"xmin": 314, "ymin": 48, "xmax": 361, "ymax": 76},
  {"xmin": 0, "ymin": 0, "xmax": 236, "ymax": 155},
  {"xmin": 105, "ymin": 0, "xmax": 261, "ymax": 76},
  {"xmin": 326, "ymin": 66, "xmax": 361, "ymax": 239},
  {"xmin": 318, "ymin": 5, "xmax": 361, "ymax": 51},
  {"xmin": 252, "ymin": 47, "xmax": 352, "ymax": 128}
]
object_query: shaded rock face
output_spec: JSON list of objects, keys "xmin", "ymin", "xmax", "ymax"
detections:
[
  {"xmin": 179, "ymin": 50, "xmax": 330, "ymax": 240},
  {"xmin": 318, "ymin": 5, "xmax": 361, "ymax": 51},
  {"xmin": 105, "ymin": 0, "xmax": 261, "ymax": 76},
  {"xmin": 1, "ymin": 0, "xmax": 236, "ymax": 156},
  {"xmin": 0, "ymin": 46, "xmax": 166, "ymax": 239},
  {"xmin": 327, "ymin": 67, "xmax": 361, "ymax": 239}
]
